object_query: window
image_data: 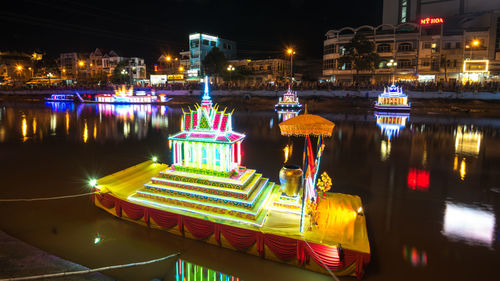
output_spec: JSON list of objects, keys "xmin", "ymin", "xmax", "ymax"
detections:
[
  {"xmin": 324, "ymin": 44, "xmax": 336, "ymax": 54},
  {"xmin": 397, "ymin": 59, "xmax": 412, "ymax": 68},
  {"xmin": 455, "ymin": 42, "xmax": 461, "ymax": 49},
  {"xmin": 202, "ymin": 39, "xmax": 209, "ymax": 45},
  {"xmin": 422, "ymin": 59, "xmax": 430, "ymax": 67},
  {"xmin": 228, "ymin": 45, "xmax": 232, "ymax": 50},
  {"xmin": 323, "ymin": 59, "xmax": 335, "ymax": 69},
  {"xmin": 223, "ymin": 43, "xmax": 228, "ymax": 49},
  {"xmin": 377, "ymin": 44, "xmax": 391, "ymax": 53},
  {"xmin": 338, "ymin": 62, "xmax": 351, "ymax": 70},
  {"xmin": 399, "ymin": 0, "xmax": 409, "ymax": 24},
  {"xmin": 190, "ymin": 39, "xmax": 199, "ymax": 48},
  {"xmin": 210, "ymin": 41, "xmax": 216, "ymax": 46},
  {"xmin": 398, "ymin": 42, "xmax": 412, "ymax": 52},
  {"xmin": 444, "ymin": 42, "xmax": 451, "ymax": 49},
  {"xmin": 423, "ymin": 42, "xmax": 432, "ymax": 49},
  {"xmin": 339, "ymin": 46, "xmax": 346, "ymax": 55},
  {"xmin": 453, "ymin": 60, "xmax": 457, "ymax": 67}
]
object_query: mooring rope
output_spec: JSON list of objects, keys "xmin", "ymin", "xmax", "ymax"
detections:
[
  {"xmin": 0, "ymin": 191, "xmax": 105, "ymax": 202},
  {"xmin": 0, "ymin": 252, "xmax": 180, "ymax": 281},
  {"xmin": 300, "ymin": 235, "xmax": 340, "ymax": 281}
]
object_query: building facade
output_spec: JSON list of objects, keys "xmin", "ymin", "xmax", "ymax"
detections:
[
  {"xmin": 58, "ymin": 48, "xmax": 146, "ymax": 84},
  {"xmin": 324, "ymin": 2, "xmax": 500, "ymax": 83},
  {"xmin": 228, "ymin": 58, "xmax": 290, "ymax": 85},
  {"xmin": 187, "ymin": 33, "xmax": 236, "ymax": 79}
]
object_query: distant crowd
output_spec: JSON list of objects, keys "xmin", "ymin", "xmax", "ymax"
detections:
[{"xmin": 1, "ymin": 80, "xmax": 500, "ymax": 93}]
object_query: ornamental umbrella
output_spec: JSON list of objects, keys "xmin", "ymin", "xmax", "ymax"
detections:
[
  {"xmin": 279, "ymin": 114, "xmax": 335, "ymax": 137},
  {"xmin": 279, "ymin": 109, "xmax": 335, "ymax": 233}
]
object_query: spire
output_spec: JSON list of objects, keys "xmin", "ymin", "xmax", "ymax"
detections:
[{"xmin": 201, "ymin": 75, "xmax": 213, "ymax": 110}]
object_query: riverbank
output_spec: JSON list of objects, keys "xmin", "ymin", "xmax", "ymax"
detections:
[
  {"xmin": 1, "ymin": 89, "xmax": 500, "ymax": 100},
  {"xmin": 0, "ymin": 231, "xmax": 112, "ymax": 281}
]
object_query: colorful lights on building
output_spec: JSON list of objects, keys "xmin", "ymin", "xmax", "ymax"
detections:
[
  {"xmin": 169, "ymin": 77, "xmax": 244, "ymax": 172},
  {"xmin": 374, "ymin": 85, "xmax": 410, "ymax": 111},
  {"xmin": 420, "ymin": 17, "xmax": 444, "ymax": 25}
]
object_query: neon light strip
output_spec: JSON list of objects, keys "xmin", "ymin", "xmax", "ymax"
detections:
[
  {"xmin": 144, "ymin": 177, "xmax": 269, "ymax": 206},
  {"xmin": 129, "ymin": 196, "xmax": 267, "ymax": 227},
  {"xmin": 161, "ymin": 169, "xmax": 255, "ymax": 186},
  {"xmin": 136, "ymin": 181, "xmax": 270, "ymax": 215}
]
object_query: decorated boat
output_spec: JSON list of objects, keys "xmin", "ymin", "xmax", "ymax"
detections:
[
  {"xmin": 45, "ymin": 94, "xmax": 76, "ymax": 102},
  {"xmin": 92, "ymin": 77, "xmax": 370, "ymax": 279},
  {"xmin": 374, "ymin": 84, "xmax": 410, "ymax": 111},
  {"xmin": 275, "ymin": 86, "xmax": 302, "ymax": 108},
  {"xmin": 78, "ymin": 85, "xmax": 171, "ymax": 104}
]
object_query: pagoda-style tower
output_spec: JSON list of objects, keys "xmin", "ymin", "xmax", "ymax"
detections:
[{"xmin": 169, "ymin": 77, "xmax": 245, "ymax": 173}]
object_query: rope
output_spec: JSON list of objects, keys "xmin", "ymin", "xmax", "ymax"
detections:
[
  {"xmin": 0, "ymin": 191, "xmax": 101, "ymax": 202},
  {"xmin": 300, "ymin": 235, "xmax": 340, "ymax": 281},
  {"xmin": 0, "ymin": 252, "xmax": 180, "ymax": 281}
]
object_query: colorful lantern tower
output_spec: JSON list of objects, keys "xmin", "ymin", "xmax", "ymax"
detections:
[{"xmin": 169, "ymin": 77, "xmax": 244, "ymax": 173}]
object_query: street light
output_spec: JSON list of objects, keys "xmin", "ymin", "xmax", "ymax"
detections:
[
  {"xmin": 78, "ymin": 61, "xmax": 85, "ymax": 67},
  {"xmin": 166, "ymin": 55, "xmax": 172, "ymax": 62},
  {"xmin": 387, "ymin": 59, "xmax": 397, "ymax": 83},
  {"xmin": 47, "ymin": 72, "xmax": 53, "ymax": 85},
  {"xmin": 286, "ymin": 48, "xmax": 295, "ymax": 82},
  {"xmin": 227, "ymin": 64, "xmax": 235, "ymax": 84},
  {"xmin": 178, "ymin": 66, "xmax": 184, "ymax": 72},
  {"xmin": 16, "ymin": 65, "xmax": 23, "ymax": 71}
]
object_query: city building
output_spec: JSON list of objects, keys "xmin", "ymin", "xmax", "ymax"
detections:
[
  {"xmin": 228, "ymin": 58, "xmax": 290, "ymax": 85},
  {"xmin": 58, "ymin": 48, "xmax": 146, "ymax": 84},
  {"xmin": 0, "ymin": 51, "xmax": 41, "ymax": 84},
  {"xmin": 187, "ymin": 33, "xmax": 236, "ymax": 79},
  {"xmin": 323, "ymin": 1, "xmax": 500, "ymax": 83}
]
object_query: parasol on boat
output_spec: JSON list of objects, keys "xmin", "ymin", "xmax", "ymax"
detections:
[
  {"xmin": 278, "ymin": 106, "xmax": 335, "ymax": 233},
  {"xmin": 279, "ymin": 113, "xmax": 335, "ymax": 137}
]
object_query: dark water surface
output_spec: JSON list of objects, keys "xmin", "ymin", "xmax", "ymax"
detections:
[{"xmin": 0, "ymin": 100, "xmax": 499, "ymax": 281}]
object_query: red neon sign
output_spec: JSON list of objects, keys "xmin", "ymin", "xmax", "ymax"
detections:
[{"xmin": 420, "ymin": 17, "xmax": 444, "ymax": 25}]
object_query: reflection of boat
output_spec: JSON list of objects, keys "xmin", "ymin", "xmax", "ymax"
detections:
[
  {"xmin": 375, "ymin": 111, "xmax": 409, "ymax": 139},
  {"xmin": 374, "ymin": 84, "xmax": 410, "ymax": 111},
  {"xmin": 176, "ymin": 259, "xmax": 241, "ymax": 281},
  {"xmin": 45, "ymin": 94, "xmax": 76, "ymax": 102},
  {"xmin": 93, "ymin": 77, "xmax": 371, "ymax": 278},
  {"xmin": 276, "ymin": 107, "xmax": 301, "ymax": 122},
  {"xmin": 275, "ymin": 86, "xmax": 302, "ymax": 108},
  {"xmin": 79, "ymin": 85, "xmax": 171, "ymax": 104}
]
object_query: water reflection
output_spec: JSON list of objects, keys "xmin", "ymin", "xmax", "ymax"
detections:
[
  {"xmin": 0, "ymin": 103, "xmax": 171, "ymax": 143},
  {"xmin": 402, "ymin": 245, "xmax": 428, "ymax": 267},
  {"xmin": 375, "ymin": 111, "xmax": 409, "ymax": 140},
  {"xmin": 407, "ymin": 169, "xmax": 429, "ymax": 191},
  {"xmin": 455, "ymin": 125, "xmax": 482, "ymax": 157},
  {"xmin": 176, "ymin": 259, "xmax": 242, "ymax": 281},
  {"xmin": 442, "ymin": 202, "xmax": 496, "ymax": 248},
  {"xmin": 276, "ymin": 108, "xmax": 301, "ymax": 122}
]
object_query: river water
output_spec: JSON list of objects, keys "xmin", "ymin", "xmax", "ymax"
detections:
[{"xmin": 0, "ymin": 99, "xmax": 499, "ymax": 281}]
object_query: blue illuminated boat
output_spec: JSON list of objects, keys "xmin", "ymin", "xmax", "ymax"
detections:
[
  {"xmin": 45, "ymin": 94, "xmax": 76, "ymax": 102},
  {"xmin": 374, "ymin": 84, "xmax": 410, "ymax": 111}
]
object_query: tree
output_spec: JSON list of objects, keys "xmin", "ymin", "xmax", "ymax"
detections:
[
  {"xmin": 337, "ymin": 33, "xmax": 380, "ymax": 85},
  {"xmin": 202, "ymin": 47, "xmax": 227, "ymax": 76},
  {"xmin": 111, "ymin": 61, "xmax": 129, "ymax": 84}
]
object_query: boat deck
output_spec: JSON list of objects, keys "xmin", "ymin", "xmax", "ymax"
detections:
[{"xmin": 96, "ymin": 161, "xmax": 370, "ymax": 255}]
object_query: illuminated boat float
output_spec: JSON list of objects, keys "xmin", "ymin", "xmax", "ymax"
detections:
[
  {"xmin": 45, "ymin": 94, "xmax": 76, "ymax": 102},
  {"xmin": 92, "ymin": 79, "xmax": 370, "ymax": 279},
  {"xmin": 374, "ymin": 84, "xmax": 410, "ymax": 111},
  {"xmin": 275, "ymin": 86, "xmax": 302, "ymax": 108},
  {"xmin": 79, "ymin": 85, "xmax": 171, "ymax": 104}
]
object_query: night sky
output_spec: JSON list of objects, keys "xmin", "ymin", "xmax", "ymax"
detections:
[{"xmin": 1, "ymin": 0, "xmax": 382, "ymax": 64}]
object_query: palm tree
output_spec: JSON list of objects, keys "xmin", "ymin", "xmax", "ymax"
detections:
[{"xmin": 338, "ymin": 33, "xmax": 380, "ymax": 87}]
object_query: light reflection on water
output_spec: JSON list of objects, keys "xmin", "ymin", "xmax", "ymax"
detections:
[{"xmin": 0, "ymin": 102, "xmax": 499, "ymax": 280}]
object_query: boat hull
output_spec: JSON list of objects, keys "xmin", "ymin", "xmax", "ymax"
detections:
[{"xmin": 374, "ymin": 104, "xmax": 411, "ymax": 111}]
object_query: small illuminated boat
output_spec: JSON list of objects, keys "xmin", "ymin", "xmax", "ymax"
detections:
[
  {"xmin": 79, "ymin": 85, "xmax": 171, "ymax": 104},
  {"xmin": 45, "ymin": 94, "xmax": 75, "ymax": 102},
  {"xmin": 275, "ymin": 86, "xmax": 302, "ymax": 108},
  {"xmin": 374, "ymin": 84, "xmax": 410, "ymax": 111}
]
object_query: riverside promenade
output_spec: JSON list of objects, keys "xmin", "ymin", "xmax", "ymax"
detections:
[{"xmin": 1, "ymin": 89, "xmax": 500, "ymax": 100}]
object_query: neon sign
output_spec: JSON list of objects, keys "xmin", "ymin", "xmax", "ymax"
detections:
[{"xmin": 420, "ymin": 17, "xmax": 444, "ymax": 25}]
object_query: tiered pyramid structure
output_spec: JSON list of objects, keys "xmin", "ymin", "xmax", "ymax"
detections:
[{"xmin": 129, "ymin": 78, "xmax": 279, "ymax": 226}]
